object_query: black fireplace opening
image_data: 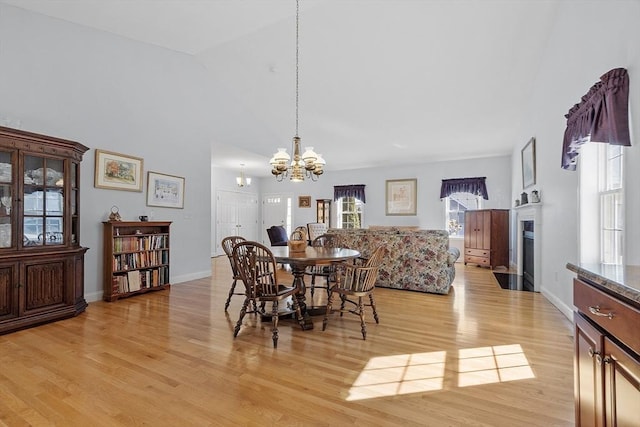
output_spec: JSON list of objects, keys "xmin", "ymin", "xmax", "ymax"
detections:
[{"xmin": 522, "ymin": 221, "xmax": 534, "ymax": 292}]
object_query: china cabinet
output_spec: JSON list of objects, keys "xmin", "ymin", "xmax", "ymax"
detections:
[
  {"xmin": 316, "ymin": 199, "xmax": 331, "ymax": 227},
  {"xmin": 0, "ymin": 126, "xmax": 88, "ymax": 335}
]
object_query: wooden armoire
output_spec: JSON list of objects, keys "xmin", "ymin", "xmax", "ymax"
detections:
[{"xmin": 464, "ymin": 209, "xmax": 509, "ymax": 269}]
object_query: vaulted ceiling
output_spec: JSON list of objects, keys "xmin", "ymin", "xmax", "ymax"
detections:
[{"xmin": 1, "ymin": 0, "xmax": 560, "ymax": 176}]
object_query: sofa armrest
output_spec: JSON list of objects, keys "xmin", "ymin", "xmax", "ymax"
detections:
[{"xmin": 447, "ymin": 247, "xmax": 460, "ymax": 266}]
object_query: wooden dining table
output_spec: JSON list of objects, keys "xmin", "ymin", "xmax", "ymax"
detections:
[{"xmin": 270, "ymin": 245, "xmax": 360, "ymax": 329}]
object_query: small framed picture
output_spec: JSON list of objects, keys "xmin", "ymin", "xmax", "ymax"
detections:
[
  {"xmin": 386, "ymin": 178, "xmax": 417, "ymax": 216},
  {"xmin": 298, "ymin": 195, "xmax": 311, "ymax": 208},
  {"xmin": 146, "ymin": 171, "xmax": 185, "ymax": 209},
  {"xmin": 94, "ymin": 149, "xmax": 143, "ymax": 192}
]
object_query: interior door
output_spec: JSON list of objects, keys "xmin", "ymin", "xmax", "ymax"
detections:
[
  {"xmin": 215, "ymin": 190, "xmax": 259, "ymax": 256},
  {"xmin": 262, "ymin": 193, "xmax": 292, "ymax": 245}
]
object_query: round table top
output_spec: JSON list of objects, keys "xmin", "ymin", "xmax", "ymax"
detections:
[{"xmin": 270, "ymin": 246, "xmax": 360, "ymax": 265}]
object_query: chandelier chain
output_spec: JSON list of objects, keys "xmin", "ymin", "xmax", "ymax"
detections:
[{"xmin": 269, "ymin": 0, "xmax": 325, "ymax": 182}]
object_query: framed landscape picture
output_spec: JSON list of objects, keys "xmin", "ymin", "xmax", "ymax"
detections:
[
  {"xmin": 94, "ymin": 149, "xmax": 143, "ymax": 191},
  {"xmin": 385, "ymin": 178, "xmax": 417, "ymax": 216},
  {"xmin": 146, "ymin": 171, "xmax": 185, "ymax": 209},
  {"xmin": 521, "ymin": 137, "xmax": 536, "ymax": 189}
]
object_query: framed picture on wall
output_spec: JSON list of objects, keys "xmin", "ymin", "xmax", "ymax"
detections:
[
  {"xmin": 385, "ymin": 178, "xmax": 417, "ymax": 215},
  {"xmin": 298, "ymin": 195, "xmax": 311, "ymax": 208},
  {"xmin": 146, "ymin": 171, "xmax": 185, "ymax": 209},
  {"xmin": 521, "ymin": 137, "xmax": 536, "ymax": 189},
  {"xmin": 94, "ymin": 149, "xmax": 144, "ymax": 192}
]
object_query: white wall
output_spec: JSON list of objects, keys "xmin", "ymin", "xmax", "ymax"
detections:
[
  {"xmin": 258, "ymin": 154, "xmax": 512, "ymax": 232},
  {"xmin": 510, "ymin": 1, "xmax": 640, "ymax": 318},
  {"xmin": 0, "ymin": 5, "xmax": 214, "ymax": 301}
]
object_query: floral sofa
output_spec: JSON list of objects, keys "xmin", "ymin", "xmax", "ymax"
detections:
[{"xmin": 326, "ymin": 228, "xmax": 460, "ymax": 294}]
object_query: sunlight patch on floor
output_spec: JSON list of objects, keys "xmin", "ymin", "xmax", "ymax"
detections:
[
  {"xmin": 346, "ymin": 344, "xmax": 535, "ymax": 401},
  {"xmin": 458, "ymin": 344, "xmax": 535, "ymax": 387}
]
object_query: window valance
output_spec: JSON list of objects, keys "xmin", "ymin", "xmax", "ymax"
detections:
[
  {"xmin": 440, "ymin": 177, "xmax": 488, "ymax": 200},
  {"xmin": 562, "ymin": 67, "xmax": 630, "ymax": 171},
  {"xmin": 334, "ymin": 185, "xmax": 366, "ymax": 203}
]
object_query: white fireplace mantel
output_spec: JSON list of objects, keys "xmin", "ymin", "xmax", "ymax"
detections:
[{"xmin": 513, "ymin": 203, "xmax": 542, "ymax": 292}]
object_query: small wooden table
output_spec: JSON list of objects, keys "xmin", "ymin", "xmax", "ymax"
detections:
[{"xmin": 270, "ymin": 246, "xmax": 360, "ymax": 329}]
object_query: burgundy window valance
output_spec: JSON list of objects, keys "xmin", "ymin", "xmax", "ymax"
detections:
[
  {"xmin": 561, "ymin": 67, "xmax": 630, "ymax": 171},
  {"xmin": 334, "ymin": 185, "xmax": 366, "ymax": 203},
  {"xmin": 440, "ymin": 177, "xmax": 488, "ymax": 200}
]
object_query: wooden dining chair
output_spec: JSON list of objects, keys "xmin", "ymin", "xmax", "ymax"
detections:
[
  {"xmin": 221, "ymin": 235, "xmax": 248, "ymax": 311},
  {"xmin": 305, "ymin": 234, "xmax": 337, "ymax": 301},
  {"xmin": 232, "ymin": 241, "xmax": 305, "ymax": 348},
  {"xmin": 322, "ymin": 246, "xmax": 385, "ymax": 340}
]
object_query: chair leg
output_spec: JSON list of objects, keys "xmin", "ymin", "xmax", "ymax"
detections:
[
  {"xmin": 369, "ymin": 293, "xmax": 379, "ymax": 324},
  {"xmin": 224, "ymin": 279, "xmax": 237, "ymax": 311},
  {"xmin": 310, "ymin": 274, "xmax": 316, "ymax": 300},
  {"xmin": 234, "ymin": 297, "xmax": 250, "ymax": 338},
  {"xmin": 323, "ymin": 290, "xmax": 335, "ymax": 331},
  {"xmin": 271, "ymin": 301, "xmax": 279, "ymax": 348},
  {"xmin": 339, "ymin": 294, "xmax": 347, "ymax": 317},
  {"xmin": 358, "ymin": 296, "xmax": 367, "ymax": 340}
]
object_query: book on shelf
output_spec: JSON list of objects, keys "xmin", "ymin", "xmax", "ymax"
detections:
[{"xmin": 127, "ymin": 271, "xmax": 141, "ymax": 292}]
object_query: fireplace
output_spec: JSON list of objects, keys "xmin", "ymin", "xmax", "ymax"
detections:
[
  {"xmin": 514, "ymin": 204, "xmax": 541, "ymax": 292},
  {"xmin": 522, "ymin": 221, "xmax": 535, "ymax": 292}
]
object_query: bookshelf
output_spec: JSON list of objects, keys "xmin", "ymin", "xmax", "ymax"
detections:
[{"xmin": 103, "ymin": 221, "xmax": 171, "ymax": 302}]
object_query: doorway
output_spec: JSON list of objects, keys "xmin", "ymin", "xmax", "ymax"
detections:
[{"xmin": 262, "ymin": 193, "xmax": 292, "ymax": 245}]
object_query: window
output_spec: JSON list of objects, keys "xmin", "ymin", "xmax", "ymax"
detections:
[
  {"xmin": 579, "ymin": 143, "xmax": 624, "ymax": 265},
  {"xmin": 336, "ymin": 197, "xmax": 363, "ymax": 229},
  {"xmin": 600, "ymin": 144, "xmax": 623, "ymax": 264},
  {"xmin": 444, "ymin": 193, "xmax": 481, "ymax": 237}
]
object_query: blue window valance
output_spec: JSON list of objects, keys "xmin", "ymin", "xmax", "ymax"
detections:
[
  {"xmin": 334, "ymin": 185, "xmax": 366, "ymax": 203},
  {"xmin": 440, "ymin": 177, "xmax": 488, "ymax": 200},
  {"xmin": 562, "ymin": 68, "xmax": 630, "ymax": 171}
]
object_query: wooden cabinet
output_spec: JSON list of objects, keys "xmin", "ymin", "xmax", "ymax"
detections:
[
  {"xmin": 316, "ymin": 199, "xmax": 331, "ymax": 227},
  {"xmin": 463, "ymin": 209, "xmax": 509, "ymax": 269},
  {"xmin": 0, "ymin": 126, "xmax": 88, "ymax": 335},
  {"xmin": 103, "ymin": 221, "xmax": 171, "ymax": 302},
  {"xmin": 573, "ymin": 277, "xmax": 640, "ymax": 427}
]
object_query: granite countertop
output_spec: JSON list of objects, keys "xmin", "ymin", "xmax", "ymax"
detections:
[{"xmin": 567, "ymin": 262, "xmax": 640, "ymax": 306}]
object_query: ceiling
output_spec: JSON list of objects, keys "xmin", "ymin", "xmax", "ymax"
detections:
[{"xmin": 1, "ymin": 0, "xmax": 560, "ymax": 177}]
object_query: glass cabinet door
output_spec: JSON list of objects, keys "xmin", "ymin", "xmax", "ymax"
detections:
[
  {"xmin": 23, "ymin": 155, "xmax": 65, "ymax": 246},
  {"xmin": 0, "ymin": 151, "xmax": 12, "ymax": 248}
]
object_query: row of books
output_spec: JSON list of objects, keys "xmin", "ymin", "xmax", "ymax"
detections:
[
  {"xmin": 112, "ymin": 267, "xmax": 169, "ymax": 294},
  {"xmin": 113, "ymin": 234, "xmax": 168, "ymax": 252},
  {"xmin": 113, "ymin": 250, "xmax": 168, "ymax": 271}
]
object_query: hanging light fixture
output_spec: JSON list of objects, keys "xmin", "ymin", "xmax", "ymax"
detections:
[
  {"xmin": 270, "ymin": 0, "xmax": 325, "ymax": 182},
  {"xmin": 236, "ymin": 164, "xmax": 251, "ymax": 187}
]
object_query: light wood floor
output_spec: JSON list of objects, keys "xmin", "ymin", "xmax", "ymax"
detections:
[{"xmin": 0, "ymin": 258, "xmax": 575, "ymax": 427}]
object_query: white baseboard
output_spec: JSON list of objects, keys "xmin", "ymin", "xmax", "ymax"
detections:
[
  {"xmin": 85, "ymin": 270, "xmax": 211, "ymax": 303},
  {"xmin": 172, "ymin": 270, "xmax": 211, "ymax": 284},
  {"xmin": 540, "ymin": 287, "xmax": 574, "ymax": 321}
]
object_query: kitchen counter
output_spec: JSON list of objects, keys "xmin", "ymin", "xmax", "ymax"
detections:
[{"xmin": 566, "ymin": 262, "xmax": 640, "ymax": 307}]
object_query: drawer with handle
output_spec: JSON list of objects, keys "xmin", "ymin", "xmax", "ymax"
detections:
[
  {"xmin": 573, "ymin": 278, "xmax": 640, "ymax": 351},
  {"xmin": 464, "ymin": 255, "xmax": 490, "ymax": 266},
  {"xmin": 465, "ymin": 248, "xmax": 489, "ymax": 257}
]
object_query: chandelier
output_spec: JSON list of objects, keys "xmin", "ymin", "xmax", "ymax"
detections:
[
  {"xmin": 236, "ymin": 164, "xmax": 251, "ymax": 187},
  {"xmin": 270, "ymin": 0, "xmax": 325, "ymax": 182}
]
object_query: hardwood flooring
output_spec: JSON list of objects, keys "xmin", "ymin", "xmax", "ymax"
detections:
[{"xmin": 0, "ymin": 258, "xmax": 575, "ymax": 426}]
